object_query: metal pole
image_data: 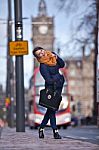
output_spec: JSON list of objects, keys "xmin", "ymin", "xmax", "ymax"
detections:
[
  {"xmin": 96, "ymin": 0, "xmax": 99, "ymax": 128},
  {"xmin": 14, "ymin": 0, "xmax": 25, "ymax": 132},
  {"xmin": 6, "ymin": 0, "xmax": 14, "ymax": 127}
]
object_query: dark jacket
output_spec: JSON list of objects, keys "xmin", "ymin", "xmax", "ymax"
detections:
[{"xmin": 40, "ymin": 53, "xmax": 65, "ymax": 90}]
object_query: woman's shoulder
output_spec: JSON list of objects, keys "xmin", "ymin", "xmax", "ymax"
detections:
[
  {"xmin": 40, "ymin": 63, "xmax": 47, "ymax": 66},
  {"xmin": 40, "ymin": 63, "xmax": 49, "ymax": 74},
  {"xmin": 40, "ymin": 63, "xmax": 48, "ymax": 69}
]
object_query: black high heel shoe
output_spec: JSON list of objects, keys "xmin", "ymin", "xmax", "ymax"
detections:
[
  {"xmin": 53, "ymin": 129, "xmax": 61, "ymax": 139},
  {"xmin": 39, "ymin": 128, "xmax": 44, "ymax": 138}
]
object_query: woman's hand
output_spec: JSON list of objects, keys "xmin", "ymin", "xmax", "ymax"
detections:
[{"xmin": 52, "ymin": 53, "xmax": 57, "ymax": 59}]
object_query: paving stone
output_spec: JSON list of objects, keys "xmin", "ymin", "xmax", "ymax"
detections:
[{"xmin": 0, "ymin": 127, "xmax": 98, "ymax": 150}]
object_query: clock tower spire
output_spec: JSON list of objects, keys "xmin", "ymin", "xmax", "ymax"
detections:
[
  {"xmin": 38, "ymin": 0, "xmax": 47, "ymax": 16},
  {"xmin": 32, "ymin": 0, "xmax": 54, "ymax": 51}
]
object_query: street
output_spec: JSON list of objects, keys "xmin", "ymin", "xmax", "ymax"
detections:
[
  {"xmin": 0, "ymin": 126, "xmax": 98, "ymax": 150},
  {"xmin": 60, "ymin": 126, "xmax": 99, "ymax": 145}
]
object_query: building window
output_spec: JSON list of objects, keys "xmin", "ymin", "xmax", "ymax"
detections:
[
  {"xmin": 69, "ymin": 80, "xmax": 75, "ymax": 86},
  {"xmin": 76, "ymin": 61, "xmax": 82, "ymax": 68},
  {"xmin": 70, "ymin": 70, "xmax": 76, "ymax": 76},
  {"xmin": 70, "ymin": 90, "xmax": 76, "ymax": 95}
]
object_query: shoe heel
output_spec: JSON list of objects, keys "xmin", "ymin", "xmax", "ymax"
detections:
[
  {"xmin": 39, "ymin": 128, "xmax": 44, "ymax": 138},
  {"xmin": 53, "ymin": 129, "xmax": 61, "ymax": 139}
]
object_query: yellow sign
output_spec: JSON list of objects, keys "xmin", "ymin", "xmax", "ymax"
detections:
[{"xmin": 9, "ymin": 41, "xmax": 28, "ymax": 56}]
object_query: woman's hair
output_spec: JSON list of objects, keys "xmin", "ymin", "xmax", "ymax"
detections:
[{"xmin": 32, "ymin": 46, "xmax": 44, "ymax": 57}]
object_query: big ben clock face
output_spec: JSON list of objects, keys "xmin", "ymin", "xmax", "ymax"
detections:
[{"xmin": 39, "ymin": 25, "xmax": 48, "ymax": 34}]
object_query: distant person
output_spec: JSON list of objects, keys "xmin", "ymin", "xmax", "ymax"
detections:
[{"xmin": 33, "ymin": 47, "xmax": 65, "ymax": 139}]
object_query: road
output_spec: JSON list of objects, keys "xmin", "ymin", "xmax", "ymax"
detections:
[{"xmin": 45, "ymin": 126, "xmax": 99, "ymax": 145}]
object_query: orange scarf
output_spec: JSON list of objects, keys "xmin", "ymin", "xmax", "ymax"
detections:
[{"xmin": 37, "ymin": 50, "xmax": 57, "ymax": 66}]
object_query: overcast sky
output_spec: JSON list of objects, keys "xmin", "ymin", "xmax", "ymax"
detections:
[{"xmin": 0, "ymin": 0, "xmax": 94, "ymax": 90}]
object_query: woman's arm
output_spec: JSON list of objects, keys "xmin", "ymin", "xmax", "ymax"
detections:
[
  {"xmin": 52, "ymin": 52, "xmax": 65, "ymax": 68},
  {"xmin": 40, "ymin": 64, "xmax": 54, "ymax": 85}
]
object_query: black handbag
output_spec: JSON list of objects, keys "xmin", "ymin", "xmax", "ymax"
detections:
[{"xmin": 39, "ymin": 88, "xmax": 62, "ymax": 111}]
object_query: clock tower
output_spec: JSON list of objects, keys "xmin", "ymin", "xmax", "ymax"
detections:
[{"xmin": 31, "ymin": 0, "xmax": 54, "ymax": 51}]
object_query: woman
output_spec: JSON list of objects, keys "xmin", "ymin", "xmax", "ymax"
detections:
[{"xmin": 33, "ymin": 47, "xmax": 65, "ymax": 139}]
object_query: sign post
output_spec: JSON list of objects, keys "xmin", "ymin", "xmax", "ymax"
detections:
[{"xmin": 14, "ymin": 0, "xmax": 28, "ymax": 132}]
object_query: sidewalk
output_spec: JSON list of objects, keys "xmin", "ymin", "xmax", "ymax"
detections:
[{"xmin": 0, "ymin": 127, "xmax": 98, "ymax": 150}]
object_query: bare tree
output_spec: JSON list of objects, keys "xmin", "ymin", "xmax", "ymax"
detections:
[{"xmin": 56, "ymin": 0, "xmax": 98, "ymax": 55}]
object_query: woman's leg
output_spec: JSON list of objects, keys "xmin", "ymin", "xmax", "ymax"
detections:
[
  {"xmin": 49, "ymin": 109, "xmax": 57, "ymax": 129},
  {"xmin": 40, "ymin": 108, "xmax": 57, "ymax": 129},
  {"xmin": 49, "ymin": 109, "xmax": 61, "ymax": 139},
  {"xmin": 39, "ymin": 109, "xmax": 50, "ymax": 138},
  {"xmin": 40, "ymin": 109, "xmax": 50, "ymax": 129}
]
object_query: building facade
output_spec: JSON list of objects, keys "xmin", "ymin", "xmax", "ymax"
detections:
[{"xmin": 66, "ymin": 49, "xmax": 95, "ymax": 118}]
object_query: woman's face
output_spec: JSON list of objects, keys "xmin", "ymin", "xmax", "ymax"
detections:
[{"xmin": 35, "ymin": 49, "xmax": 46, "ymax": 58}]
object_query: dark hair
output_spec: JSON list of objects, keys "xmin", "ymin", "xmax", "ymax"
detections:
[{"xmin": 32, "ymin": 47, "xmax": 44, "ymax": 57}]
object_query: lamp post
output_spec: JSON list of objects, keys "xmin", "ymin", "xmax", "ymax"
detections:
[{"xmin": 14, "ymin": 0, "xmax": 25, "ymax": 132}]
